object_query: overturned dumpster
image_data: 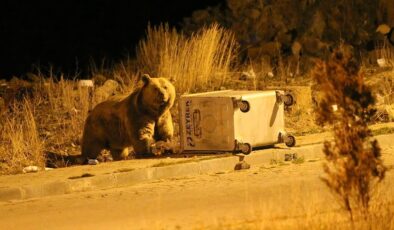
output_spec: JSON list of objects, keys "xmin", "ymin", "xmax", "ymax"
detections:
[{"xmin": 179, "ymin": 90, "xmax": 295, "ymax": 154}]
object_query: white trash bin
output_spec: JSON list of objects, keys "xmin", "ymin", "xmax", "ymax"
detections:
[{"xmin": 178, "ymin": 90, "xmax": 295, "ymax": 154}]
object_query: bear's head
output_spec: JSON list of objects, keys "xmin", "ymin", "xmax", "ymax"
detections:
[{"xmin": 140, "ymin": 74, "xmax": 176, "ymax": 117}]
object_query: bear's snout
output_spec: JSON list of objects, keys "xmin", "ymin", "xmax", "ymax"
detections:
[{"xmin": 158, "ymin": 92, "xmax": 169, "ymax": 104}]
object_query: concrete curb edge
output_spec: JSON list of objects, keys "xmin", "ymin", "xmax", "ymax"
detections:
[{"xmin": 0, "ymin": 134, "xmax": 392, "ymax": 202}]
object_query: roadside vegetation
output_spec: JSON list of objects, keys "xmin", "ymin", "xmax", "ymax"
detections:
[
  {"xmin": 0, "ymin": 24, "xmax": 393, "ymax": 175},
  {"xmin": 312, "ymin": 46, "xmax": 387, "ymax": 223},
  {"xmin": 136, "ymin": 23, "xmax": 238, "ymax": 94}
]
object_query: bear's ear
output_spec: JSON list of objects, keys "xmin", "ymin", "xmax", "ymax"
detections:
[{"xmin": 141, "ymin": 74, "xmax": 151, "ymax": 85}]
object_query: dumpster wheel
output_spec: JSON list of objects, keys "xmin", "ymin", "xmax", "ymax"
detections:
[
  {"xmin": 239, "ymin": 100, "xmax": 250, "ymax": 112},
  {"xmin": 284, "ymin": 93, "xmax": 294, "ymax": 106},
  {"xmin": 285, "ymin": 135, "xmax": 296, "ymax": 147},
  {"xmin": 240, "ymin": 143, "xmax": 252, "ymax": 154}
]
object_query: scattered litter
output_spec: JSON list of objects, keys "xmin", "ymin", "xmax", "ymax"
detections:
[
  {"xmin": 45, "ymin": 167, "xmax": 54, "ymax": 171},
  {"xmin": 78, "ymin": 79, "xmax": 94, "ymax": 88},
  {"xmin": 23, "ymin": 166, "xmax": 40, "ymax": 173},
  {"xmin": 376, "ymin": 24, "xmax": 391, "ymax": 34},
  {"xmin": 88, "ymin": 159, "xmax": 99, "ymax": 165},
  {"xmin": 377, "ymin": 58, "xmax": 388, "ymax": 68},
  {"xmin": 234, "ymin": 161, "xmax": 251, "ymax": 170},
  {"xmin": 284, "ymin": 153, "xmax": 298, "ymax": 161},
  {"xmin": 71, "ymin": 107, "xmax": 79, "ymax": 114},
  {"xmin": 240, "ymin": 69, "xmax": 256, "ymax": 81}
]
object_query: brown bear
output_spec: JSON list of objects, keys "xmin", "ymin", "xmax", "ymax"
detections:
[{"xmin": 80, "ymin": 74, "xmax": 176, "ymax": 162}]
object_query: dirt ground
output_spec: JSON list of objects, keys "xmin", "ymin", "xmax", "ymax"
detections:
[{"xmin": 0, "ymin": 142, "xmax": 393, "ymax": 230}]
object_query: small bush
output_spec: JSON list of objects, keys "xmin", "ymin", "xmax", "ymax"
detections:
[{"xmin": 312, "ymin": 47, "xmax": 387, "ymax": 221}]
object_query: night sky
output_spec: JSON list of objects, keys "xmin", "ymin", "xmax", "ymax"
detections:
[{"xmin": 0, "ymin": 0, "xmax": 224, "ymax": 78}]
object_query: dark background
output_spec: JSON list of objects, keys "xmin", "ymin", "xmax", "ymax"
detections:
[{"xmin": 0, "ymin": 0, "xmax": 224, "ymax": 78}]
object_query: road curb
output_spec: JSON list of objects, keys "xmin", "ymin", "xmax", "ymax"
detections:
[{"xmin": 0, "ymin": 133, "xmax": 393, "ymax": 202}]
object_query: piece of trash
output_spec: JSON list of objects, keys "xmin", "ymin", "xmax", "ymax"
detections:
[
  {"xmin": 78, "ymin": 79, "xmax": 94, "ymax": 88},
  {"xmin": 376, "ymin": 24, "xmax": 391, "ymax": 35},
  {"xmin": 284, "ymin": 153, "xmax": 298, "ymax": 161},
  {"xmin": 267, "ymin": 72, "xmax": 274, "ymax": 78},
  {"xmin": 23, "ymin": 166, "xmax": 40, "ymax": 173},
  {"xmin": 88, "ymin": 159, "xmax": 99, "ymax": 165},
  {"xmin": 45, "ymin": 167, "xmax": 54, "ymax": 171},
  {"xmin": 377, "ymin": 58, "xmax": 388, "ymax": 68},
  {"xmin": 234, "ymin": 161, "xmax": 251, "ymax": 170},
  {"xmin": 240, "ymin": 69, "xmax": 256, "ymax": 81},
  {"xmin": 332, "ymin": 104, "xmax": 338, "ymax": 112},
  {"xmin": 71, "ymin": 107, "xmax": 79, "ymax": 114}
]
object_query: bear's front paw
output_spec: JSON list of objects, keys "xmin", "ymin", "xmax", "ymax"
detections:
[{"xmin": 151, "ymin": 141, "xmax": 173, "ymax": 156}]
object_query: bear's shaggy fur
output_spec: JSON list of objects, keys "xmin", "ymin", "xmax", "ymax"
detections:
[{"xmin": 80, "ymin": 74, "xmax": 176, "ymax": 162}]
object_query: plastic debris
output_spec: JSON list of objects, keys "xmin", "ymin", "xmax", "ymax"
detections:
[
  {"xmin": 23, "ymin": 166, "xmax": 40, "ymax": 173},
  {"xmin": 377, "ymin": 58, "xmax": 388, "ymax": 68},
  {"xmin": 88, "ymin": 159, "xmax": 99, "ymax": 165},
  {"xmin": 234, "ymin": 161, "xmax": 251, "ymax": 170}
]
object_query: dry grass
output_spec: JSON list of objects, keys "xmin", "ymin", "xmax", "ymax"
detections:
[
  {"xmin": 380, "ymin": 74, "xmax": 394, "ymax": 121},
  {"xmin": 375, "ymin": 39, "xmax": 394, "ymax": 67},
  {"xmin": 0, "ymin": 99, "xmax": 44, "ymax": 174},
  {"xmin": 205, "ymin": 204, "xmax": 394, "ymax": 230},
  {"xmin": 0, "ymin": 72, "xmax": 134, "ymax": 173},
  {"xmin": 363, "ymin": 37, "xmax": 394, "ymax": 121},
  {"xmin": 0, "ymin": 76, "xmax": 92, "ymax": 173},
  {"xmin": 202, "ymin": 181, "xmax": 394, "ymax": 230},
  {"xmin": 38, "ymin": 77, "xmax": 91, "ymax": 156},
  {"xmin": 379, "ymin": 42, "xmax": 394, "ymax": 120},
  {"xmin": 136, "ymin": 23, "xmax": 238, "ymax": 94},
  {"xmin": 89, "ymin": 58, "xmax": 140, "ymax": 92},
  {"xmin": 284, "ymin": 86, "xmax": 322, "ymax": 136}
]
